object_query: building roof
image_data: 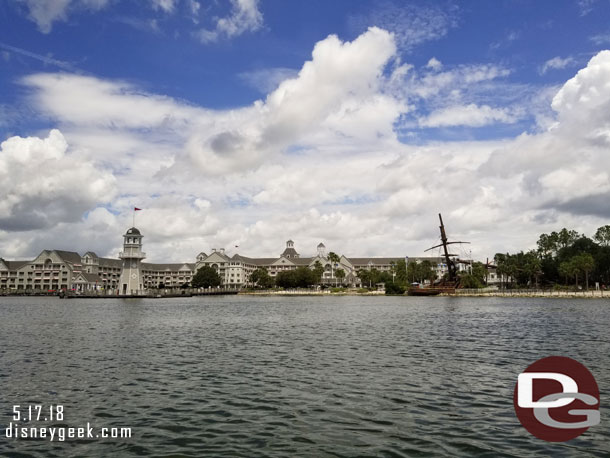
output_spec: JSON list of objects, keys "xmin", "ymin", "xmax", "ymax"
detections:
[
  {"xmin": 126, "ymin": 227, "xmax": 141, "ymax": 235},
  {"xmin": 292, "ymin": 257, "xmax": 313, "ymax": 266},
  {"xmin": 53, "ymin": 250, "xmax": 83, "ymax": 265},
  {"xmin": 141, "ymin": 263, "xmax": 195, "ymax": 271},
  {"xmin": 3, "ymin": 260, "xmax": 29, "ymax": 270},
  {"xmin": 82, "ymin": 272, "xmax": 102, "ymax": 283},
  {"xmin": 83, "ymin": 251, "xmax": 98, "ymax": 258},
  {"xmin": 281, "ymin": 247, "xmax": 299, "ymax": 257},
  {"xmin": 231, "ymin": 254, "xmax": 278, "ymax": 266},
  {"xmin": 317, "ymin": 242, "xmax": 325, "ymax": 247},
  {"xmin": 348, "ymin": 257, "xmax": 403, "ymax": 266},
  {"xmin": 98, "ymin": 257, "xmax": 122, "ymax": 268}
]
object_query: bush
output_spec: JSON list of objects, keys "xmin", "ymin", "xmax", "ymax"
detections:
[{"xmin": 385, "ymin": 282, "xmax": 406, "ymax": 295}]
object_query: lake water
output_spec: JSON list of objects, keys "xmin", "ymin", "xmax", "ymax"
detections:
[{"xmin": 0, "ymin": 295, "xmax": 608, "ymax": 457}]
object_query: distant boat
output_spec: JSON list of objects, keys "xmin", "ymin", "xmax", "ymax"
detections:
[{"xmin": 407, "ymin": 213, "xmax": 468, "ymax": 297}]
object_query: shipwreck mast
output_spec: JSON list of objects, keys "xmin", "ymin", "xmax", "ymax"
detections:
[{"xmin": 424, "ymin": 213, "xmax": 469, "ymax": 283}]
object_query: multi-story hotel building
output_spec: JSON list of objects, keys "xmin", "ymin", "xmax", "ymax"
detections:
[{"xmin": 1, "ymin": 226, "xmax": 481, "ymax": 294}]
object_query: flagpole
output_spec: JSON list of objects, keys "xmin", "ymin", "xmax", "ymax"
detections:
[{"xmin": 133, "ymin": 208, "xmax": 135, "ymax": 228}]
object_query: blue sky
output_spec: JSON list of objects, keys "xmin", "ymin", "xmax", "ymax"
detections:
[{"xmin": 1, "ymin": 0, "xmax": 610, "ymax": 261}]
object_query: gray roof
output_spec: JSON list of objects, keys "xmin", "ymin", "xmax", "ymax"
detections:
[
  {"xmin": 141, "ymin": 263, "xmax": 195, "ymax": 272},
  {"xmin": 126, "ymin": 227, "xmax": 141, "ymax": 235},
  {"xmin": 292, "ymin": 257, "xmax": 313, "ymax": 266},
  {"xmin": 98, "ymin": 257, "xmax": 122, "ymax": 268},
  {"xmin": 54, "ymin": 250, "xmax": 83, "ymax": 265},
  {"xmin": 281, "ymin": 247, "xmax": 299, "ymax": 257},
  {"xmin": 348, "ymin": 257, "xmax": 402, "ymax": 266},
  {"xmin": 3, "ymin": 260, "xmax": 29, "ymax": 270},
  {"xmin": 83, "ymin": 251, "xmax": 98, "ymax": 258},
  {"xmin": 231, "ymin": 254, "xmax": 278, "ymax": 266},
  {"xmin": 317, "ymin": 242, "xmax": 325, "ymax": 247},
  {"xmin": 81, "ymin": 272, "xmax": 102, "ymax": 283}
]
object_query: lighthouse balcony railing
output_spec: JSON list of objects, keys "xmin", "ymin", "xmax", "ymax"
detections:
[{"xmin": 119, "ymin": 251, "xmax": 146, "ymax": 259}]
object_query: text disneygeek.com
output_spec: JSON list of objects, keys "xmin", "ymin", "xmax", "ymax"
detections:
[{"xmin": 5, "ymin": 405, "xmax": 132, "ymax": 442}]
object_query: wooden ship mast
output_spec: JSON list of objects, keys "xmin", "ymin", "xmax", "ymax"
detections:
[{"xmin": 424, "ymin": 213, "xmax": 469, "ymax": 284}]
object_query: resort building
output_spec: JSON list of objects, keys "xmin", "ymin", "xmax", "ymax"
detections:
[{"xmin": 0, "ymin": 226, "xmax": 471, "ymax": 294}]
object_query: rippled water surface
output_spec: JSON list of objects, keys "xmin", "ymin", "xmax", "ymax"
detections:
[{"xmin": 1, "ymin": 295, "xmax": 609, "ymax": 457}]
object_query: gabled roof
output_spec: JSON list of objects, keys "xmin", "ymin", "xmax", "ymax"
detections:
[
  {"xmin": 204, "ymin": 251, "xmax": 232, "ymax": 262},
  {"xmin": 280, "ymin": 247, "xmax": 299, "ymax": 257},
  {"xmin": 53, "ymin": 250, "xmax": 83, "ymax": 265},
  {"xmin": 74, "ymin": 272, "xmax": 102, "ymax": 283},
  {"xmin": 292, "ymin": 257, "xmax": 313, "ymax": 266},
  {"xmin": 271, "ymin": 256, "xmax": 296, "ymax": 266},
  {"xmin": 83, "ymin": 251, "xmax": 98, "ymax": 258}
]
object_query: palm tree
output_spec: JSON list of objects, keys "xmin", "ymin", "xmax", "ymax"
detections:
[
  {"xmin": 574, "ymin": 253, "xmax": 595, "ymax": 290},
  {"xmin": 335, "ymin": 268, "xmax": 345, "ymax": 285},
  {"xmin": 328, "ymin": 252, "xmax": 340, "ymax": 285}
]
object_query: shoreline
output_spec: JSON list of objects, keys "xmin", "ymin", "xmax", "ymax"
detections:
[{"xmin": 0, "ymin": 290, "xmax": 607, "ymax": 299}]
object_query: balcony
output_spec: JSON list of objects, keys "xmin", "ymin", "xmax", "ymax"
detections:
[{"xmin": 119, "ymin": 251, "xmax": 146, "ymax": 259}]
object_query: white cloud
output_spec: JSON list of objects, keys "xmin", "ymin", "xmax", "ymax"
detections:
[
  {"xmin": 6, "ymin": 32, "xmax": 610, "ymax": 264},
  {"xmin": 238, "ymin": 67, "xmax": 299, "ymax": 93},
  {"xmin": 590, "ymin": 33, "xmax": 610, "ymax": 45},
  {"xmin": 17, "ymin": 0, "xmax": 110, "ymax": 33},
  {"xmin": 197, "ymin": 0, "xmax": 263, "ymax": 43},
  {"xmin": 0, "ymin": 129, "xmax": 116, "ymax": 231},
  {"xmin": 151, "ymin": 0, "xmax": 176, "ymax": 13},
  {"xmin": 187, "ymin": 27, "xmax": 400, "ymax": 173},
  {"xmin": 426, "ymin": 57, "xmax": 442, "ymax": 71},
  {"xmin": 540, "ymin": 56, "xmax": 575, "ymax": 75},
  {"xmin": 419, "ymin": 103, "xmax": 519, "ymax": 128},
  {"xmin": 21, "ymin": 73, "xmax": 210, "ymax": 130},
  {"xmin": 17, "ymin": 0, "xmax": 182, "ymax": 34},
  {"xmin": 349, "ymin": 2, "xmax": 458, "ymax": 51}
]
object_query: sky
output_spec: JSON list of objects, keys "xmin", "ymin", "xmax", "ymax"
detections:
[{"xmin": 1, "ymin": 0, "xmax": 610, "ymax": 262}]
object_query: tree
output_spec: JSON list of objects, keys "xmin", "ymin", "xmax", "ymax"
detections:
[
  {"xmin": 385, "ymin": 282, "xmax": 405, "ymax": 295},
  {"xmin": 558, "ymin": 261, "xmax": 572, "ymax": 286},
  {"xmin": 275, "ymin": 270, "xmax": 297, "ymax": 289},
  {"xmin": 393, "ymin": 259, "xmax": 407, "ymax": 287},
  {"xmin": 357, "ymin": 269, "xmax": 372, "ymax": 288},
  {"xmin": 249, "ymin": 268, "xmax": 274, "ymax": 288},
  {"xmin": 312, "ymin": 261, "xmax": 324, "ymax": 284},
  {"xmin": 328, "ymin": 252, "xmax": 341, "ymax": 285},
  {"xmin": 192, "ymin": 266, "xmax": 222, "ymax": 288},
  {"xmin": 573, "ymin": 253, "xmax": 595, "ymax": 290},
  {"xmin": 335, "ymin": 268, "xmax": 345, "ymax": 285},
  {"xmin": 594, "ymin": 225, "xmax": 610, "ymax": 247},
  {"xmin": 275, "ymin": 267, "xmax": 317, "ymax": 289}
]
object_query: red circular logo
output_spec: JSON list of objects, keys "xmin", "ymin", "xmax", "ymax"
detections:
[{"xmin": 513, "ymin": 356, "xmax": 600, "ymax": 442}]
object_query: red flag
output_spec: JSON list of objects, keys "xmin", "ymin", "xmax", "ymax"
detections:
[{"xmin": 134, "ymin": 207, "xmax": 141, "ymax": 211}]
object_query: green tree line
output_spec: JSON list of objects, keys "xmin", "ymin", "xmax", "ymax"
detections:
[{"xmin": 494, "ymin": 226, "xmax": 610, "ymax": 290}]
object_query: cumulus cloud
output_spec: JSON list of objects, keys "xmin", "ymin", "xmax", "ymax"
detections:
[
  {"xmin": 0, "ymin": 129, "xmax": 116, "ymax": 231},
  {"xmin": 188, "ymin": 27, "xmax": 401, "ymax": 173},
  {"xmin": 197, "ymin": 0, "xmax": 263, "ymax": 43},
  {"xmin": 6, "ymin": 30, "xmax": 610, "ymax": 264},
  {"xmin": 238, "ymin": 67, "xmax": 299, "ymax": 93},
  {"xmin": 540, "ymin": 56, "xmax": 576, "ymax": 75}
]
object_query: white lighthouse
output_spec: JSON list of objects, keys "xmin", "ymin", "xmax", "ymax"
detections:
[{"xmin": 118, "ymin": 227, "xmax": 146, "ymax": 295}]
